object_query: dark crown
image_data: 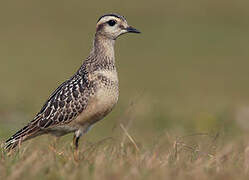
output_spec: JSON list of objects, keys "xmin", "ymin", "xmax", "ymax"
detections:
[{"xmin": 97, "ymin": 13, "xmax": 126, "ymax": 23}]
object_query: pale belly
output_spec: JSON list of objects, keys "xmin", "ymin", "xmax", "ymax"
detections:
[{"xmin": 71, "ymin": 85, "xmax": 119, "ymax": 128}]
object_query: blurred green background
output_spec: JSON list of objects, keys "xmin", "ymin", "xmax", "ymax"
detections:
[{"xmin": 0, "ymin": 0, "xmax": 249, "ymax": 145}]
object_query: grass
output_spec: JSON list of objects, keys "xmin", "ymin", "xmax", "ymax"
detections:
[{"xmin": 1, "ymin": 130, "xmax": 249, "ymax": 180}]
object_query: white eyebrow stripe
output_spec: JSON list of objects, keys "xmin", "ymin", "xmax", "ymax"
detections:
[{"xmin": 97, "ymin": 17, "xmax": 118, "ymax": 25}]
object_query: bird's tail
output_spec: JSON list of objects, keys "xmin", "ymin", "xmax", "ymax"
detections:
[{"xmin": 4, "ymin": 121, "xmax": 41, "ymax": 151}]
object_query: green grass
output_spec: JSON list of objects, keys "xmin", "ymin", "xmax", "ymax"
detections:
[{"xmin": 1, "ymin": 0, "xmax": 249, "ymax": 179}]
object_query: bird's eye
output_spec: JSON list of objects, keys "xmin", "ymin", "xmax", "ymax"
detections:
[{"xmin": 107, "ymin": 20, "xmax": 116, "ymax": 26}]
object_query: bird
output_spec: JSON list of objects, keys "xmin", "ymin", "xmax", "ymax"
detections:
[{"xmin": 5, "ymin": 13, "xmax": 140, "ymax": 154}]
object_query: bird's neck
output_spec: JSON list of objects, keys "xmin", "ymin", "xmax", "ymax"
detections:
[
  {"xmin": 80, "ymin": 34, "xmax": 116, "ymax": 74},
  {"xmin": 92, "ymin": 34, "xmax": 115, "ymax": 62}
]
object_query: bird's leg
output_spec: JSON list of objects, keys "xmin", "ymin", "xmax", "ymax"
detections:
[
  {"xmin": 73, "ymin": 126, "xmax": 89, "ymax": 161},
  {"xmin": 73, "ymin": 132, "xmax": 81, "ymax": 161},
  {"xmin": 73, "ymin": 134, "xmax": 80, "ymax": 149}
]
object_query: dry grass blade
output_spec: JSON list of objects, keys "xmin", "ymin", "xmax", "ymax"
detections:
[{"xmin": 120, "ymin": 123, "xmax": 140, "ymax": 152}]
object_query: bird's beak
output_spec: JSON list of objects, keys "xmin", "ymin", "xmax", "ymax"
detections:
[{"xmin": 126, "ymin": 26, "xmax": 141, "ymax": 33}]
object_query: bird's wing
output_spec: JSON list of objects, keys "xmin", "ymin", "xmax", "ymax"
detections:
[{"xmin": 35, "ymin": 74, "xmax": 90, "ymax": 129}]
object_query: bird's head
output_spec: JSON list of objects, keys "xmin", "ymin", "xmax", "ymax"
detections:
[{"xmin": 96, "ymin": 13, "xmax": 140, "ymax": 40}]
